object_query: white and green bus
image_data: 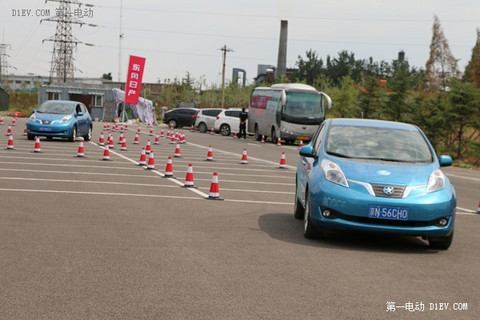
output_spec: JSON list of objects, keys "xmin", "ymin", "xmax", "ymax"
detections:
[{"xmin": 248, "ymin": 83, "xmax": 332, "ymax": 144}]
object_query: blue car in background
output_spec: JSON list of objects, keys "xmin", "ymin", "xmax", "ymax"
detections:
[
  {"xmin": 27, "ymin": 100, "xmax": 93, "ymax": 142},
  {"xmin": 295, "ymin": 118, "xmax": 456, "ymax": 250}
]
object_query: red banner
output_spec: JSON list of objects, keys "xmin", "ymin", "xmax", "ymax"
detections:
[{"xmin": 124, "ymin": 55, "xmax": 146, "ymax": 105}]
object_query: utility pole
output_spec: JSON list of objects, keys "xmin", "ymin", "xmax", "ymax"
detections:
[
  {"xmin": 219, "ymin": 45, "xmax": 233, "ymax": 108},
  {"xmin": 42, "ymin": 0, "xmax": 92, "ymax": 83}
]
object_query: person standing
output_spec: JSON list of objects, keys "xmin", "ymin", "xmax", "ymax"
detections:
[{"xmin": 238, "ymin": 107, "xmax": 248, "ymax": 139}]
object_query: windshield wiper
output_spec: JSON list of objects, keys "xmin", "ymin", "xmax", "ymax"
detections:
[{"xmin": 327, "ymin": 151, "xmax": 351, "ymax": 158}]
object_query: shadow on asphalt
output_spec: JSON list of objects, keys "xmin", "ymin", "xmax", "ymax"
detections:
[{"xmin": 258, "ymin": 213, "xmax": 440, "ymax": 254}]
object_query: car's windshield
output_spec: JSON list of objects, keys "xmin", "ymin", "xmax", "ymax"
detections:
[
  {"xmin": 37, "ymin": 102, "xmax": 74, "ymax": 115},
  {"xmin": 326, "ymin": 125, "xmax": 433, "ymax": 163}
]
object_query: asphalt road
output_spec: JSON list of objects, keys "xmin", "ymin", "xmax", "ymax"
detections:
[{"xmin": 0, "ymin": 116, "xmax": 479, "ymax": 320}]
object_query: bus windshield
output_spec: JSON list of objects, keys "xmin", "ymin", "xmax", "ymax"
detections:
[{"xmin": 282, "ymin": 92, "xmax": 324, "ymax": 124}]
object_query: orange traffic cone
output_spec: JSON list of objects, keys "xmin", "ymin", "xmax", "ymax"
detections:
[
  {"xmin": 174, "ymin": 143, "xmax": 181, "ymax": 157},
  {"xmin": 0, "ymin": 117, "xmax": 4, "ymax": 125},
  {"xmin": 170, "ymin": 135, "xmax": 176, "ymax": 144},
  {"xmin": 146, "ymin": 151, "xmax": 155, "ymax": 170},
  {"xmin": 164, "ymin": 156, "xmax": 174, "ymax": 177},
  {"xmin": 205, "ymin": 145, "xmax": 214, "ymax": 161},
  {"xmin": 278, "ymin": 151, "xmax": 287, "ymax": 169},
  {"xmin": 33, "ymin": 137, "xmax": 42, "ymax": 153},
  {"xmin": 145, "ymin": 140, "xmax": 152, "ymax": 154},
  {"xmin": 210, "ymin": 127, "xmax": 214, "ymax": 135},
  {"xmin": 299, "ymin": 140, "xmax": 304, "ymax": 148},
  {"xmin": 98, "ymin": 132, "xmax": 105, "ymax": 146},
  {"xmin": 276, "ymin": 137, "xmax": 282, "ymax": 146},
  {"xmin": 120, "ymin": 139, "xmax": 128, "ymax": 151},
  {"xmin": 23, "ymin": 126, "xmax": 27, "ymax": 136},
  {"xmin": 138, "ymin": 147, "xmax": 147, "ymax": 165},
  {"xmin": 102, "ymin": 146, "xmax": 111, "ymax": 160},
  {"xmin": 206, "ymin": 172, "xmax": 223, "ymax": 200},
  {"xmin": 240, "ymin": 148, "xmax": 248, "ymax": 164},
  {"xmin": 191, "ymin": 125, "xmax": 195, "ymax": 132},
  {"xmin": 6, "ymin": 124, "xmax": 12, "ymax": 136},
  {"xmin": 233, "ymin": 131, "xmax": 238, "ymax": 138},
  {"xmin": 261, "ymin": 135, "xmax": 265, "ymax": 143},
  {"xmin": 154, "ymin": 133, "xmax": 160, "ymax": 145},
  {"xmin": 160, "ymin": 129, "xmax": 165, "ymax": 137},
  {"xmin": 6, "ymin": 134, "xmax": 14, "ymax": 149},
  {"xmin": 12, "ymin": 118, "xmax": 16, "ymax": 126},
  {"xmin": 133, "ymin": 133, "xmax": 139, "ymax": 144},
  {"xmin": 184, "ymin": 163, "xmax": 195, "ymax": 187},
  {"xmin": 149, "ymin": 128, "xmax": 154, "ymax": 136},
  {"xmin": 77, "ymin": 139, "xmax": 85, "ymax": 157},
  {"xmin": 118, "ymin": 133, "xmax": 124, "ymax": 144}
]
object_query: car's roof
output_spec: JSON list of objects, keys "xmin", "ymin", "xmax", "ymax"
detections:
[
  {"xmin": 44, "ymin": 100, "xmax": 81, "ymax": 105},
  {"xmin": 329, "ymin": 118, "xmax": 418, "ymax": 131}
]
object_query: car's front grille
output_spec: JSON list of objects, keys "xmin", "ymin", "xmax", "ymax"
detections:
[{"xmin": 371, "ymin": 184, "xmax": 405, "ymax": 198}]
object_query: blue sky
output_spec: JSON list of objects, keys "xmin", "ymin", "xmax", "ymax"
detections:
[{"xmin": 1, "ymin": 0, "xmax": 479, "ymax": 86}]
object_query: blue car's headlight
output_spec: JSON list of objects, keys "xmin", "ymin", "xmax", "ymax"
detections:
[
  {"xmin": 321, "ymin": 159, "xmax": 349, "ymax": 188},
  {"xmin": 60, "ymin": 115, "xmax": 73, "ymax": 123},
  {"xmin": 29, "ymin": 113, "xmax": 36, "ymax": 121},
  {"xmin": 426, "ymin": 169, "xmax": 446, "ymax": 193}
]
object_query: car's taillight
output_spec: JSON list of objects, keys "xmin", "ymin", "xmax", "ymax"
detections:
[{"xmin": 216, "ymin": 116, "xmax": 220, "ymax": 120}]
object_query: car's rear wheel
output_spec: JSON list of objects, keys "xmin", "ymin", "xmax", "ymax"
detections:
[
  {"xmin": 198, "ymin": 122, "xmax": 207, "ymax": 133},
  {"xmin": 168, "ymin": 119, "xmax": 177, "ymax": 128},
  {"xmin": 428, "ymin": 232, "xmax": 453, "ymax": 250},
  {"xmin": 220, "ymin": 124, "xmax": 231, "ymax": 136},
  {"xmin": 68, "ymin": 126, "xmax": 77, "ymax": 142}
]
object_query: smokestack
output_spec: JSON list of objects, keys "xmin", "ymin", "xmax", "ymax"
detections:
[{"xmin": 276, "ymin": 20, "xmax": 288, "ymax": 78}]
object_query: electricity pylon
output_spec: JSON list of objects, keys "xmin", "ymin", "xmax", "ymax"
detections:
[{"xmin": 42, "ymin": 0, "xmax": 86, "ymax": 83}]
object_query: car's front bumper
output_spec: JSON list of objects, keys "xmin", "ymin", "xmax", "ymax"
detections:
[{"xmin": 308, "ymin": 180, "xmax": 456, "ymax": 238}]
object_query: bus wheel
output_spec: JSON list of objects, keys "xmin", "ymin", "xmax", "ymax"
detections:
[
  {"xmin": 271, "ymin": 128, "xmax": 277, "ymax": 144},
  {"xmin": 254, "ymin": 125, "xmax": 261, "ymax": 141}
]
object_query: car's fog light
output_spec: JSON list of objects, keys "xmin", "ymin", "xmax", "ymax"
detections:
[
  {"xmin": 322, "ymin": 210, "xmax": 331, "ymax": 218},
  {"xmin": 438, "ymin": 218, "xmax": 448, "ymax": 226}
]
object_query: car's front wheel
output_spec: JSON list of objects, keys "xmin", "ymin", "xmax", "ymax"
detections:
[
  {"xmin": 294, "ymin": 180, "xmax": 305, "ymax": 219},
  {"xmin": 198, "ymin": 122, "xmax": 207, "ymax": 133},
  {"xmin": 220, "ymin": 124, "xmax": 231, "ymax": 136},
  {"xmin": 429, "ymin": 232, "xmax": 453, "ymax": 250},
  {"xmin": 84, "ymin": 126, "xmax": 92, "ymax": 141},
  {"xmin": 168, "ymin": 119, "xmax": 177, "ymax": 128},
  {"xmin": 304, "ymin": 191, "xmax": 321, "ymax": 239},
  {"xmin": 68, "ymin": 126, "xmax": 77, "ymax": 142}
]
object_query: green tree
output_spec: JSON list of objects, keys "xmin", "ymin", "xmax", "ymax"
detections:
[
  {"xmin": 328, "ymin": 75, "xmax": 359, "ymax": 118},
  {"xmin": 447, "ymin": 78, "xmax": 480, "ymax": 158},
  {"xmin": 293, "ymin": 49, "xmax": 324, "ymax": 85},
  {"xmin": 463, "ymin": 28, "xmax": 480, "ymax": 88},
  {"xmin": 384, "ymin": 59, "xmax": 414, "ymax": 122}
]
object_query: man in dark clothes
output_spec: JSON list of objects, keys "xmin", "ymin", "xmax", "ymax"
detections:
[{"xmin": 239, "ymin": 107, "xmax": 248, "ymax": 139}]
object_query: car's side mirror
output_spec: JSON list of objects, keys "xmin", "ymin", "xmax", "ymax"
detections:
[
  {"xmin": 77, "ymin": 111, "xmax": 84, "ymax": 117},
  {"xmin": 438, "ymin": 155, "xmax": 452, "ymax": 167},
  {"xmin": 299, "ymin": 145, "xmax": 316, "ymax": 158}
]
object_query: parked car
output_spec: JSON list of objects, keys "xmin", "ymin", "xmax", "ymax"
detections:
[
  {"xmin": 26, "ymin": 100, "xmax": 93, "ymax": 142},
  {"xmin": 295, "ymin": 118, "xmax": 456, "ymax": 250},
  {"xmin": 194, "ymin": 108, "xmax": 224, "ymax": 133},
  {"xmin": 163, "ymin": 108, "xmax": 198, "ymax": 128},
  {"xmin": 213, "ymin": 108, "xmax": 247, "ymax": 136}
]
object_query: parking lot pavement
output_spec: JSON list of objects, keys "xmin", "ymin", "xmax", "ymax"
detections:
[{"xmin": 0, "ymin": 117, "xmax": 296, "ymax": 207}]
